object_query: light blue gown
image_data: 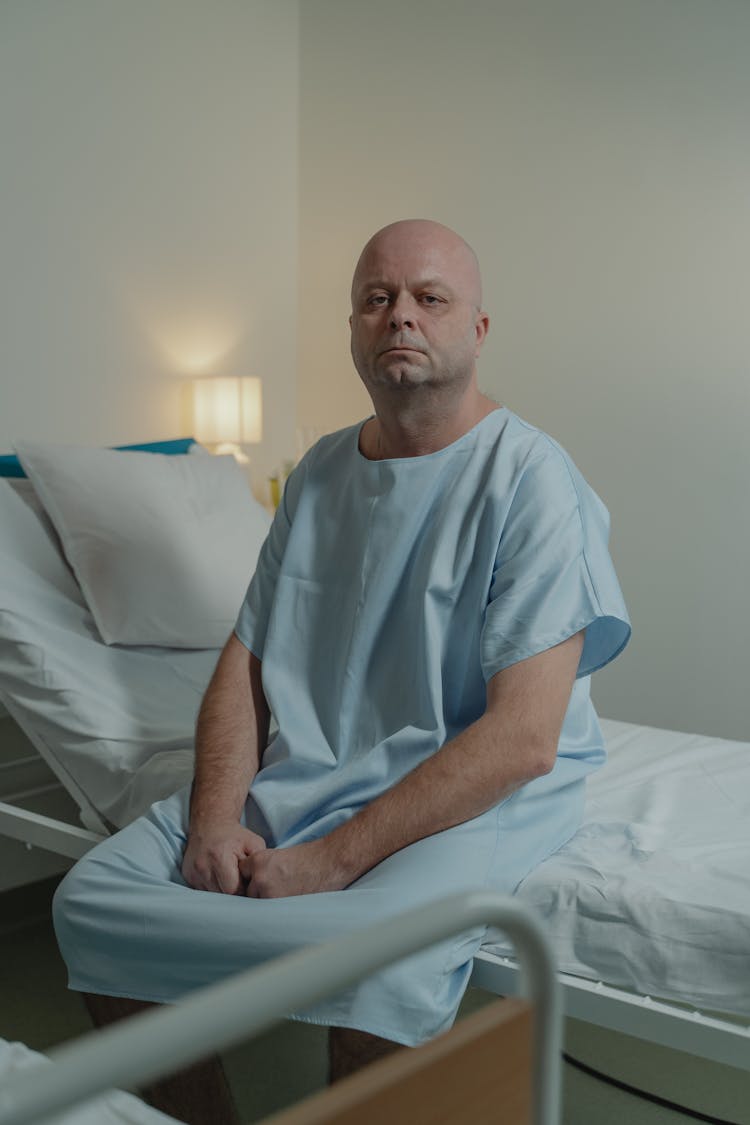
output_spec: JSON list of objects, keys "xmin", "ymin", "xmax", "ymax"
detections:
[{"xmin": 54, "ymin": 408, "xmax": 631, "ymax": 1045}]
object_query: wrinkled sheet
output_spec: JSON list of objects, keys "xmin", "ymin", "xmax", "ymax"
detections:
[{"xmin": 485, "ymin": 717, "xmax": 750, "ymax": 1016}]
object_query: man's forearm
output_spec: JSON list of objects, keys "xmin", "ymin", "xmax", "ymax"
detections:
[
  {"xmin": 319, "ymin": 711, "xmax": 554, "ymax": 887},
  {"xmin": 190, "ymin": 634, "xmax": 270, "ymax": 829},
  {"xmin": 317, "ymin": 632, "xmax": 583, "ymax": 887}
]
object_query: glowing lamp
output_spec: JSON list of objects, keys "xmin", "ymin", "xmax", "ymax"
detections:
[{"xmin": 192, "ymin": 377, "xmax": 263, "ymax": 456}]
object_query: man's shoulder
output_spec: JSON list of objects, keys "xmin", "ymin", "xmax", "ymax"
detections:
[
  {"xmin": 485, "ymin": 408, "xmax": 573, "ymax": 481},
  {"xmin": 280, "ymin": 421, "xmax": 362, "ymax": 519},
  {"xmin": 495, "ymin": 412, "xmax": 606, "ymax": 530}
]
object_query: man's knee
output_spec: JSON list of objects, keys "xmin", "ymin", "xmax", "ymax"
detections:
[
  {"xmin": 327, "ymin": 1026, "xmax": 405, "ymax": 1084},
  {"xmin": 52, "ymin": 858, "xmax": 95, "ymax": 928},
  {"xmin": 52, "ymin": 859, "xmax": 104, "ymax": 967},
  {"xmin": 52, "ymin": 863, "xmax": 87, "ymax": 957}
]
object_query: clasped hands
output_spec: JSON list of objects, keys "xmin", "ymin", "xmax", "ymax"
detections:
[{"xmin": 182, "ymin": 822, "xmax": 349, "ymax": 899}]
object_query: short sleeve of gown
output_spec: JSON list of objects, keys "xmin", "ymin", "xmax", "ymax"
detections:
[
  {"xmin": 234, "ymin": 458, "xmax": 306, "ymax": 658},
  {"xmin": 480, "ymin": 443, "xmax": 631, "ymax": 682}
]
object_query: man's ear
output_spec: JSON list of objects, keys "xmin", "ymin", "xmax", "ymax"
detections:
[{"xmin": 474, "ymin": 311, "xmax": 490, "ymax": 356}]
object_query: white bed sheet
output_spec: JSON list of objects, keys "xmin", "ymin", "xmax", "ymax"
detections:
[
  {"xmin": 0, "ymin": 1040, "xmax": 178, "ymax": 1125},
  {"xmin": 0, "ymin": 478, "xmax": 216, "ymax": 831},
  {"xmin": 486, "ymin": 718, "xmax": 750, "ymax": 1017}
]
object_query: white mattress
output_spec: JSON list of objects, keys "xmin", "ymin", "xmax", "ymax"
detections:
[
  {"xmin": 0, "ymin": 1039, "xmax": 178, "ymax": 1125},
  {"xmin": 486, "ymin": 717, "xmax": 750, "ymax": 1017},
  {"xmin": 2, "ymin": 477, "xmax": 749, "ymax": 1018}
]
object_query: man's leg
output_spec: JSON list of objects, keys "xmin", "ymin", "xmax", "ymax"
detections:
[
  {"xmin": 84, "ymin": 993, "xmax": 241, "ymax": 1125},
  {"xmin": 327, "ymin": 1026, "xmax": 405, "ymax": 1083}
]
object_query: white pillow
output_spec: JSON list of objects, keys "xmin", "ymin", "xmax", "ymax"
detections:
[{"xmin": 14, "ymin": 441, "xmax": 271, "ymax": 648}]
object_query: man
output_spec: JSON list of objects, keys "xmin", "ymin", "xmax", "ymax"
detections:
[{"xmin": 54, "ymin": 219, "xmax": 630, "ymax": 1123}]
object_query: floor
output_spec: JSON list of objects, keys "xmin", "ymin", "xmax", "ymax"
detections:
[{"xmin": 1, "ymin": 876, "xmax": 747, "ymax": 1124}]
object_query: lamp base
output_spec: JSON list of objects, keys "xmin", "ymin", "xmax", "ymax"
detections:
[{"xmin": 212, "ymin": 442, "xmax": 250, "ymax": 465}]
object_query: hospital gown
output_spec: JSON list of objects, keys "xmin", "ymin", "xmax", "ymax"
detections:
[{"xmin": 53, "ymin": 407, "xmax": 631, "ymax": 1046}]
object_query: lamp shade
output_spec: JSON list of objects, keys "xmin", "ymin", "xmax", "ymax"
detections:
[{"xmin": 192, "ymin": 377, "xmax": 263, "ymax": 445}]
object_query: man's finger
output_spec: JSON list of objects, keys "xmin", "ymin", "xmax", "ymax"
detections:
[
  {"xmin": 216, "ymin": 864, "xmax": 242, "ymax": 895},
  {"xmin": 182, "ymin": 864, "xmax": 208, "ymax": 893}
]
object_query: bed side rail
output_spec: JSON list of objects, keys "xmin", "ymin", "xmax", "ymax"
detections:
[
  {"xmin": 0, "ymin": 890, "xmax": 561, "ymax": 1125},
  {"xmin": 0, "ymin": 801, "xmax": 103, "ymax": 860},
  {"xmin": 472, "ymin": 950, "xmax": 750, "ymax": 1072}
]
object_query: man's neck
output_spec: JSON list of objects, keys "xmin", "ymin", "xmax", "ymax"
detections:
[{"xmin": 361, "ymin": 389, "xmax": 501, "ymax": 461}]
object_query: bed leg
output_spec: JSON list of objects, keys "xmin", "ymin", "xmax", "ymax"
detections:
[{"xmin": 82, "ymin": 992, "xmax": 242, "ymax": 1125}]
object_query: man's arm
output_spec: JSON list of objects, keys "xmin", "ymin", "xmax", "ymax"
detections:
[
  {"xmin": 182, "ymin": 632, "xmax": 271, "ymax": 895},
  {"xmin": 242, "ymin": 630, "xmax": 584, "ymax": 898}
]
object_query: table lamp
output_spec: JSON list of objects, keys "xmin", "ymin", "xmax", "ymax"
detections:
[{"xmin": 192, "ymin": 376, "xmax": 262, "ymax": 463}]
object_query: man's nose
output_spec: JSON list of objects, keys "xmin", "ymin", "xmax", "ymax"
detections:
[{"xmin": 389, "ymin": 295, "xmax": 416, "ymax": 330}]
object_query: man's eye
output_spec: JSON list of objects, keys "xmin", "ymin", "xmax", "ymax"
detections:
[
  {"xmin": 366, "ymin": 295, "xmax": 389, "ymax": 307},
  {"xmin": 421, "ymin": 294, "xmax": 442, "ymax": 305}
]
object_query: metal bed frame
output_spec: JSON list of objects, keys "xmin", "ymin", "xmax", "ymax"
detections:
[{"xmin": 0, "ymin": 890, "xmax": 560, "ymax": 1125}]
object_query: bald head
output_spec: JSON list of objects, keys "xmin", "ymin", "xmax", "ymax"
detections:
[
  {"xmin": 349, "ymin": 218, "xmax": 489, "ymax": 402},
  {"xmin": 351, "ymin": 219, "xmax": 483, "ymax": 311}
]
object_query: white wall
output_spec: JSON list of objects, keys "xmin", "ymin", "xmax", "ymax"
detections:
[
  {"xmin": 298, "ymin": 0, "xmax": 750, "ymax": 740},
  {"xmin": 0, "ymin": 0, "xmax": 299, "ymax": 491}
]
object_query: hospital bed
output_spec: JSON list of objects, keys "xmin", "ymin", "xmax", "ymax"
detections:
[
  {"xmin": 0, "ymin": 890, "xmax": 558, "ymax": 1125},
  {"xmin": 0, "ymin": 441, "xmax": 748, "ymax": 1084}
]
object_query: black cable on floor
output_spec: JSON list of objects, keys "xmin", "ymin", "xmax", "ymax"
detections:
[{"xmin": 563, "ymin": 1051, "xmax": 740, "ymax": 1125}]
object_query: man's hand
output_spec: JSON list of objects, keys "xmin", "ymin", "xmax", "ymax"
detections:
[
  {"xmin": 182, "ymin": 823, "xmax": 267, "ymax": 896},
  {"xmin": 240, "ymin": 839, "xmax": 350, "ymax": 899}
]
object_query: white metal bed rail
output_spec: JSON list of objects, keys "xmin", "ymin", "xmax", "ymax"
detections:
[
  {"xmin": 472, "ymin": 952, "xmax": 750, "ymax": 1072},
  {"xmin": 0, "ymin": 890, "xmax": 561, "ymax": 1125},
  {"xmin": 0, "ymin": 801, "xmax": 102, "ymax": 860}
]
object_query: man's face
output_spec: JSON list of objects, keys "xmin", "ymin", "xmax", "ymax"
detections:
[{"xmin": 349, "ymin": 225, "xmax": 488, "ymax": 397}]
